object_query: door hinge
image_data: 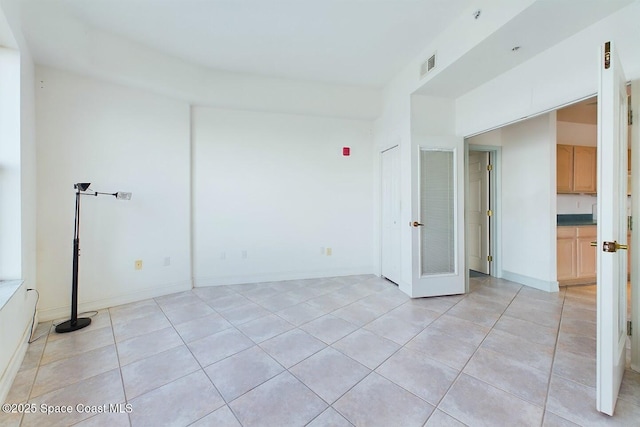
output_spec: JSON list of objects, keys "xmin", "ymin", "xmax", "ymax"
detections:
[
  {"xmin": 487, "ymin": 210, "xmax": 493, "ymax": 217},
  {"xmin": 629, "ymin": 108, "xmax": 633, "ymax": 126},
  {"xmin": 604, "ymin": 41, "xmax": 611, "ymax": 69},
  {"xmin": 628, "ymin": 320, "xmax": 632, "ymax": 336},
  {"xmin": 487, "ymin": 164, "xmax": 493, "ymax": 171},
  {"xmin": 629, "ymin": 216, "xmax": 633, "ymax": 231},
  {"xmin": 487, "ymin": 255, "xmax": 493, "ymax": 262}
]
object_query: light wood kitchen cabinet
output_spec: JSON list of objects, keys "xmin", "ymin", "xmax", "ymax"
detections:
[
  {"xmin": 557, "ymin": 145, "xmax": 574, "ymax": 193},
  {"xmin": 557, "ymin": 145, "xmax": 597, "ymax": 194},
  {"xmin": 576, "ymin": 226, "xmax": 597, "ymax": 278},
  {"xmin": 557, "ymin": 225, "xmax": 597, "ymax": 285},
  {"xmin": 558, "ymin": 226, "xmax": 632, "ymax": 284},
  {"xmin": 557, "ymin": 227, "xmax": 577, "ymax": 281},
  {"xmin": 573, "ymin": 146, "xmax": 597, "ymax": 193}
]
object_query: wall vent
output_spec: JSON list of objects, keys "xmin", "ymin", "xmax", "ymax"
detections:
[{"xmin": 420, "ymin": 53, "xmax": 437, "ymax": 78}]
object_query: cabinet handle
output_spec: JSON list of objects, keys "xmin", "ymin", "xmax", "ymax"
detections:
[{"xmin": 590, "ymin": 241, "xmax": 597, "ymax": 247}]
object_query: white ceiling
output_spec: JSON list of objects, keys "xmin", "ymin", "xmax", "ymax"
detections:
[
  {"xmin": 20, "ymin": 0, "xmax": 473, "ymax": 88},
  {"xmin": 416, "ymin": 0, "xmax": 635, "ymax": 97}
]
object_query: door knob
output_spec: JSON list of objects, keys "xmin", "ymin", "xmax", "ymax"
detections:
[
  {"xmin": 411, "ymin": 221, "xmax": 424, "ymax": 227},
  {"xmin": 602, "ymin": 240, "xmax": 628, "ymax": 252}
]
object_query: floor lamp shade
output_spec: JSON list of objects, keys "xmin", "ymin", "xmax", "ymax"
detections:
[{"xmin": 55, "ymin": 183, "xmax": 132, "ymax": 333}]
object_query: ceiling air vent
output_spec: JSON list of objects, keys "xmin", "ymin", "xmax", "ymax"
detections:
[{"xmin": 420, "ymin": 53, "xmax": 437, "ymax": 78}]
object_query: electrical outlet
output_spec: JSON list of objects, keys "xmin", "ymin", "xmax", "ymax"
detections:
[
  {"xmin": 135, "ymin": 260, "xmax": 143, "ymax": 270},
  {"xmin": 326, "ymin": 248, "xmax": 332, "ymax": 256},
  {"xmin": 163, "ymin": 257, "xmax": 171, "ymax": 267},
  {"xmin": 242, "ymin": 250, "xmax": 248, "ymax": 259},
  {"xmin": 320, "ymin": 247, "xmax": 325, "ymax": 255}
]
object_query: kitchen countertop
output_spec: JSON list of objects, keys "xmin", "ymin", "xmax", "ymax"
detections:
[{"xmin": 557, "ymin": 214, "xmax": 597, "ymax": 226}]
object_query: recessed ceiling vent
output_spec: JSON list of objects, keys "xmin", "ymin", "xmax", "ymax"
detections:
[{"xmin": 420, "ymin": 53, "xmax": 437, "ymax": 78}]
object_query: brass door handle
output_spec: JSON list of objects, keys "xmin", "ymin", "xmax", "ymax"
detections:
[
  {"xmin": 411, "ymin": 221, "xmax": 424, "ymax": 227},
  {"xmin": 602, "ymin": 241, "xmax": 628, "ymax": 252},
  {"xmin": 590, "ymin": 241, "xmax": 597, "ymax": 247}
]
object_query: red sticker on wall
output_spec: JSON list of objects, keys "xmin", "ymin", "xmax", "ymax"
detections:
[{"xmin": 343, "ymin": 147, "xmax": 350, "ymax": 156}]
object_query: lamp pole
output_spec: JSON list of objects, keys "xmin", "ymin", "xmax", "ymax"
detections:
[{"xmin": 55, "ymin": 183, "xmax": 131, "ymax": 333}]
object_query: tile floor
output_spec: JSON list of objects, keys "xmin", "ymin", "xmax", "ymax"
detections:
[{"xmin": 1, "ymin": 274, "xmax": 639, "ymax": 426}]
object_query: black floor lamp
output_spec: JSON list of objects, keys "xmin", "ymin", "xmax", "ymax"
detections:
[{"xmin": 55, "ymin": 183, "xmax": 132, "ymax": 333}]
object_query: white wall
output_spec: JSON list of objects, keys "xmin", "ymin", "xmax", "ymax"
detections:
[
  {"xmin": 20, "ymin": 37, "xmax": 37, "ymax": 300},
  {"xmin": 0, "ymin": 0, "xmax": 38, "ymax": 405},
  {"xmin": 21, "ymin": 1, "xmax": 380, "ymax": 122},
  {"xmin": 456, "ymin": 1, "xmax": 640, "ymax": 137},
  {"xmin": 36, "ymin": 66, "xmax": 192, "ymax": 321},
  {"xmin": 0, "ymin": 47, "xmax": 32, "ymax": 406},
  {"xmin": 500, "ymin": 113, "xmax": 558, "ymax": 291},
  {"xmin": 557, "ymin": 121, "xmax": 597, "ymax": 146},
  {"xmin": 192, "ymin": 107, "xmax": 374, "ymax": 286},
  {"xmin": 467, "ymin": 128, "xmax": 502, "ymax": 147},
  {"xmin": 370, "ymin": 0, "xmax": 537, "ymax": 294},
  {"xmin": 557, "ymin": 194, "xmax": 597, "ymax": 215},
  {"xmin": 0, "ymin": 48, "xmax": 21, "ymax": 279}
]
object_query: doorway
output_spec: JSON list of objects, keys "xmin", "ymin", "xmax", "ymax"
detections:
[
  {"xmin": 467, "ymin": 150, "xmax": 491, "ymax": 275},
  {"xmin": 465, "ymin": 144, "xmax": 500, "ymax": 281},
  {"xmin": 380, "ymin": 145, "xmax": 401, "ymax": 285}
]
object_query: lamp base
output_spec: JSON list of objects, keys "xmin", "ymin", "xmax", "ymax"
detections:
[{"xmin": 55, "ymin": 317, "xmax": 91, "ymax": 333}]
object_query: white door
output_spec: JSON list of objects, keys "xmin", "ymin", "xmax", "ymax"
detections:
[
  {"xmin": 468, "ymin": 151, "xmax": 490, "ymax": 274},
  {"xmin": 631, "ymin": 81, "xmax": 640, "ymax": 375},
  {"xmin": 381, "ymin": 146, "xmax": 402, "ymax": 284},
  {"xmin": 410, "ymin": 138, "xmax": 466, "ymax": 297},
  {"xmin": 596, "ymin": 40, "xmax": 628, "ymax": 416}
]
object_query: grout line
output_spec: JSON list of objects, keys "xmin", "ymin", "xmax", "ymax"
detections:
[
  {"xmin": 541, "ymin": 285, "xmax": 568, "ymax": 426},
  {"xmin": 429, "ymin": 282, "xmax": 524, "ymax": 414},
  {"xmin": 16, "ymin": 322, "xmax": 53, "ymax": 427},
  {"xmin": 11, "ymin": 277, "xmax": 610, "ymax": 427},
  {"xmin": 106, "ymin": 308, "xmax": 132, "ymax": 427}
]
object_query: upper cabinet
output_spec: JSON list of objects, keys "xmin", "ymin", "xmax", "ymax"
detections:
[
  {"xmin": 557, "ymin": 145, "xmax": 574, "ymax": 192},
  {"xmin": 557, "ymin": 144, "xmax": 596, "ymax": 194},
  {"xmin": 573, "ymin": 146, "xmax": 597, "ymax": 193}
]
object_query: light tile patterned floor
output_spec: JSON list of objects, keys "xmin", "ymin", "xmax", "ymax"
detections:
[{"xmin": 1, "ymin": 275, "xmax": 639, "ymax": 426}]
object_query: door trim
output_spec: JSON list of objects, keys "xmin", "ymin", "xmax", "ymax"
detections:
[{"xmin": 630, "ymin": 81, "xmax": 639, "ymax": 373}]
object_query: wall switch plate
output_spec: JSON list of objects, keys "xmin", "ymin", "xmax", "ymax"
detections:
[
  {"xmin": 163, "ymin": 257, "xmax": 171, "ymax": 267},
  {"xmin": 326, "ymin": 248, "xmax": 332, "ymax": 256}
]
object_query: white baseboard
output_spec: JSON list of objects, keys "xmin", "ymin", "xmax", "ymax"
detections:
[
  {"xmin": 0, "ymin": 320, "xmax": 31, "ymax": 405},
  {"xmin": 38, "ymin": 280, "xmax": 193, "ymax": 322},
  {"xmin": 194, "ymin": 267, "xmax": 373, "ymax": 287},
  {"xmin": 501, "ymin": 270, "xmax": 559, "ymax": 292}
]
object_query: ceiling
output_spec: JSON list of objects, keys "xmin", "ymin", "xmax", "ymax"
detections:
[
  {"xmin": 19, "ymin": 0, "xmax": 473, "ymax": 88},
  {"xmin": 16, "ymin": 0, "xmax": 635, "ymax": 94},
  {"xmin": 557, "ymin": 97, "xmax": 598, "ymax": 125},
  {"xmin": 416, "ymin": 0, "xmax": 635, "ymax": 97}
]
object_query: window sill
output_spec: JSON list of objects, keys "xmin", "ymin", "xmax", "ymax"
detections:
[{"xmin": 0, "ymin": 280, "xmax": 24, "ymax": 311}]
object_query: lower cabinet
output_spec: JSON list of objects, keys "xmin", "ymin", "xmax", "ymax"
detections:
[
  {"xmin": 557, "ymin": 225, "xmax": 596, "ymax": 285},
  {"xmin": 558, "ymin": 225, "xmax": 632, "ymax": 285}
]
